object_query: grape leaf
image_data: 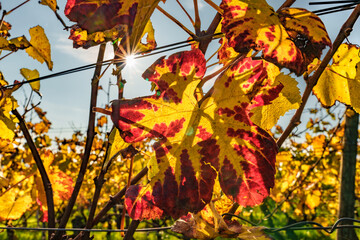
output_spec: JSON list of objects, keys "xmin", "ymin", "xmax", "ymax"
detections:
[
  {"xmin": 172, "ymin": 205, "xmax": 270, "ymax": 240},
  {"xmin": 278, "ymin": 8, "xmax": 331, "ymax": 68},
  {"xmin": 251, "ymin": 72, "xmax": 301, "ymax": 129},
  {"xmin": 0, "ymin": 36, "xmax": 31, "ymax": 51},
  {"xmin": 25, "ymin": 26, "xmax": 53, "ymax": 70},
  {"xmin": 220, "ymin": 0, "xmax": 331, "ymax": 75},
  {"xmin": 35, "ymin": 151, "xmax": 74, "ymax": 222},
  {"xmin": 39, "ymin": 0, "xmax": 57, "ymax": 12},
  {"xmin": 65, "ymin": 0, "xmax": 161, "ymax": 49},
  {"xmin": 68, "ymin": 25, "xmax": 126, "ymax": 49},
  {"xmin": 0, "ymin": 73, "xmax": 19, "ymax": 142},
  {"xmin": 313, "ymin": 44, "xmax": 360, "ymax": 113},
  {"xmin": 136, "ymin": 20, "xmax": 157, "ymax": 53},
  {"xmin": 0, "ymin": 189, "xmax": 32, "ymax": 221},
  {"xmin": 20, "ymin": 68, "xmax": 40, "ymax": 92},
  {"xmin": 111, "ymin": 49, "xmax": 279, "ymax": 219},
  {"xmin": 0, "ymin": 21, "xmax": 11, "ymax": 37}
]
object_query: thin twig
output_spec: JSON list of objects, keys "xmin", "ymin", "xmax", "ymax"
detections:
[
  {"xmin": 156, "ymin": 6, "xmax": 196, "ymax": 38},
  {"xmin": 203, "ymin": 0, "xmax": 223, "ymax": 14},
  {"xmin": 12, "ymin": 109, "xmax": 55, "ymax": 239},
  {"xmin": 277, "ymin": 4, "xmax": 360, "ymax": 147},
  {"xmin": 176, "ymin": 0, "xmax": 195, "ymax": 26},
  {"xmin": 53, "ymin": 43, "xmax": 107, "ymax": 240},
  {"xmin": 193, "ymin": 0, "xmax": 201, "ymax": 35}
]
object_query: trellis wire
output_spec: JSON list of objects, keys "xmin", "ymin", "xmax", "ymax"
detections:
[
  {"xmin": 0, "ymin": 32, "xmax": 223, "ymax": 91},
  {"xmin": 0, "ymin": 218, "xmax": 359, "ymax": 234},
  {"xmin": 0, "ymin": 226, "xmax": 171, "ymax": 233}
]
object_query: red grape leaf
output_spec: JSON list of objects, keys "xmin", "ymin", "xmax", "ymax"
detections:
[
  {"xmin": 65, "ymin": 0, "xmax": 160, "ymax": 50},
  {"xmin": 111, "ymin": 49, "xmax": 279, "ymax": 219}
]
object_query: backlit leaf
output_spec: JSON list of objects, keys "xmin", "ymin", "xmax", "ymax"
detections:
[
  {"xmin": 25, "ymin": 26, "xmax": 53, "ymax": 70},
  {"xmin": 68, "ymin": 25, "xmax": 126, "ymax": 49},
  {"xmin": 39, "ymin": 0, "xmax": 57, "ymax": 12},
  {"xmin": 104, "ymin": 128, "xmax": 130, "ymax": 169},
  {"xmin": 20, "ymin": 68, "xmax": 40, "ymax": 92},
  {"xmin": 278, "ymin": 8, "xmax": 331, "ymax": 67},
  {"xmin": 111, "ymin": 49, "xmax": 279, "ymax": 219},
  {"xmin": 65, "ymin": 0, "xmax": 161, "ymax": 49},
  {"xmin": 220, "ymin": 0, "xmax": 331, "ymax": 75},
  {"xmin": 251, "ymin": 72, "xmax": 301, "ymax": 129},
  {"xmin": 136, "ymin": 20, "xmax": 157, "ymax": 53},
  {"xmin": 305, "ymin": 189, "xmax": 321, "ymax": 209},
  {"xmin": 313, "ymin": 44, "xmax": 360, "ymax": 113},
  {"xmin": 0, "ymin": 189, "xmax": 32, "ymax": 221}
]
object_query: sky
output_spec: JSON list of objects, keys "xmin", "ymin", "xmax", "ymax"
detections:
[{"xmin": 1, "ymin": 0, "xmax": 359, "ymax": 138}]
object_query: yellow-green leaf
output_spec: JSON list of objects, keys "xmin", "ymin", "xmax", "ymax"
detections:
[
  {"xmin": 25, "ymin": 26, "xmax": 53, "ymax": 70},
  {"xmin": 313, "ymin": 43, "xmax": 360, "ymax": 113},
  {"xmin": 20, "ymin": 68, "xmax": 40, "ymax": 92}
]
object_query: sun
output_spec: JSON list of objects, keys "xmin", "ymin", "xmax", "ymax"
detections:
[{"xmin": 125, "ymin": 54, "xmax": 137, "ymax": 68}]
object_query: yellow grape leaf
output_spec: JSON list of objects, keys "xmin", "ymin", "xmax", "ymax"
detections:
[
  {"xmin": 0, "ymin": 176, "xmax": 9, "ymax": 188},
  {"xmin": 136, "ymin": 20, "xmax": 156, "ymax": 53},
  {"xmin": 104, "ymin": 128, "xmax": 130, "ymax": 169},
  {"xmin": 0, "ymin": 36, "xmax": 31, "ymax": 51},
  {"xmin": 35, "ymin": 167, "xmax": 74, "ymax": 222},
  {"xmin": 305, "ymin": 190, "xmax": 321, "ymax": 209},
  {"xmin": 39, "ymin": 0, "xmax": 57, "ymax": 12},
  {"xmin": 276, "ymin": 151, "xmax": 292, "ymax": 162},
  {"xmin": 69, "ymin": 25, "xmax": 126, "ymax": 48},
  {"xmin": 25, "ymin": 26, "xmax": 53, "ymax": 70},
  {"xmin": 312, "ymin": 134, "xmax": 326, "ymax": 157},
  {"xmin": 314, "ymin": 43, "xmax": 360, "ymax": 113},
  {"xmin": 116, "ymin": 50, "xmax": 280, "ymax": 219},
  {"xmin": 0, "ymin": 189, "xmax": 32, "ymax": 221},
  {"xmin": 20, "ymin": 68, "xmax": 40, "ymax": 92},
  {"xmin": 251, "ymin": 72, "xmax": 301, "ymax": 129},
  {"xmin": 0, "ymin": 112, "xmax": 16, "ymax": 141},
  {"xmin": 97, "ymin": 115, "xmax": 107, "ymax": 127}
]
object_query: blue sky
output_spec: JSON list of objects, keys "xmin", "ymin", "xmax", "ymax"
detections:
[{"xmin": 1, "ymin": 0, "xmax": 358, "ymax": 138}]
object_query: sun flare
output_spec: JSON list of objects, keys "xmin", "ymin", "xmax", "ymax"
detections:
[{"xmin": 125, "ymin": 54, "xmax": 137, "ymax": 68}]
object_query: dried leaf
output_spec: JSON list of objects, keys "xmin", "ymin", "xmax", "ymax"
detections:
[{"xmin": 25, "ymin": 26, "xmax": 53, "ymax": 70}]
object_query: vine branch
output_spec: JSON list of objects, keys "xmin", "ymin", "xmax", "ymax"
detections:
[
  {"xmin": 12, "ymin": 109, "xmax": 55, "ymax": 239},
  {"xmin": 53, "ymin": 43, "xmax": 107, "ymax": 240}
]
